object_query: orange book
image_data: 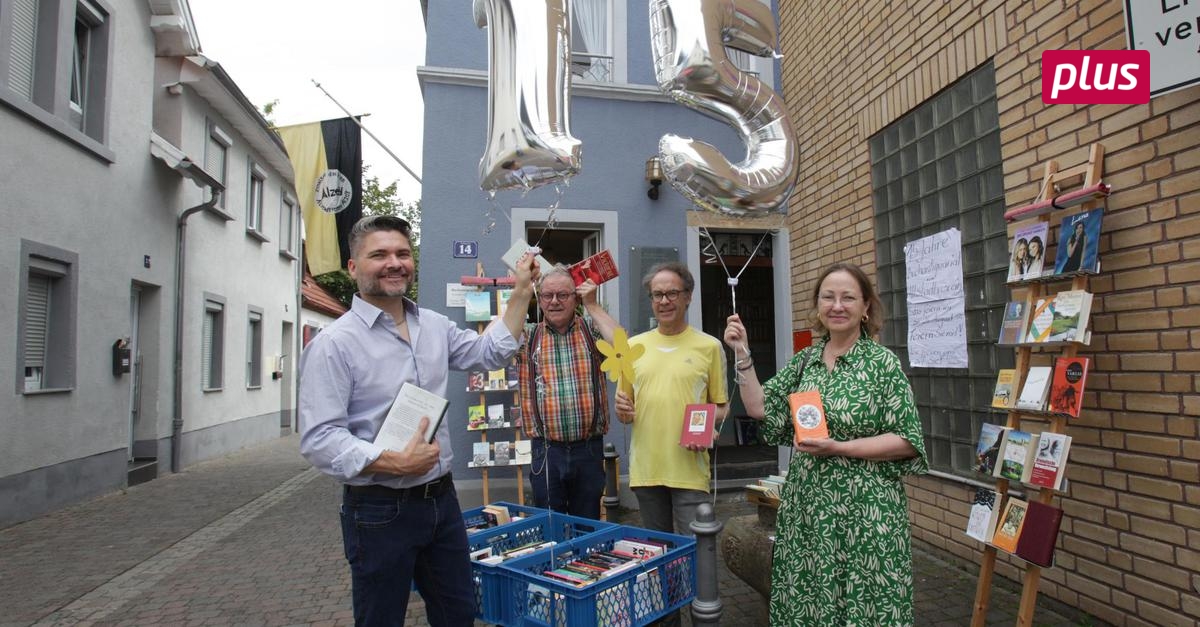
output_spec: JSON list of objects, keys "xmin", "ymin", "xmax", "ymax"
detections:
[
  {"xmin": 991, "ymin": 497, "xmax": 1028, "ymax": 553},
  {"xmin": 787, "ymin": 390, "xmax": 830, "ymax": 442}
]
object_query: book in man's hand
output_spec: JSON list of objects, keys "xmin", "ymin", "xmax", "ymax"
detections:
[
  {"xmin": 679, "ymin": 403, "xmax": 717, "ymax": 448},
  {"xmin": 374, "ymin": 382, "xmax": 449, "ymax": 449}
]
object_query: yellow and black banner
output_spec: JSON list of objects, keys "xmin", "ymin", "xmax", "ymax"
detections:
[{"xmin": 278, "ymin": 117, "xmax": 363, "ymax": 275}]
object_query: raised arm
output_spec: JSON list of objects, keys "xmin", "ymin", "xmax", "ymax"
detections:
[
  {"xmin": 502, "ymin": 252, "xmax": 538, "ymax": 339},
  {"xmin": 578, "ymin": 279, "xmax": 619, "ymax": 342},
  {"xmin": 724, "ymin": 314, "xmax": 765, "ymax": 419}
]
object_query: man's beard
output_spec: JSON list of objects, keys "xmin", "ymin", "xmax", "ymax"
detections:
[{"xmin": 359, "ymin": 273, "xmax": 410, "ymax": 298}]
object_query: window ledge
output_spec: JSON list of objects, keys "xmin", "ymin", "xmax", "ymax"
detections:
[
  {"xmin": 279, "ymin": 250, "xmax": 298, "ymax": 261},
  {"xmin": 0, "ymin": 88, "xmax": 115, "ymax": 162},
  {"xmin": 246, "ymin": 384, "xmax": 263, "ymax": 390},
  {"xmin": 22, "ymin": 387, "xmax": 74, "ymax": 396},
  {"xmin": 205, "ymin": 205, "xmax": 234, "ymax": 222},
  {"xmin": 202, "ymin": 386, "xmax": 223, "ymax": 393},
  {"xmin": 246, "ymin": 229, "xmax": 269, "ymax": 243}
]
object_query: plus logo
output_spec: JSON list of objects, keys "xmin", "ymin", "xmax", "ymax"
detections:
[{"xmin": 1041, "ymin": 50, "xmax": 1151, "ymax": 104}]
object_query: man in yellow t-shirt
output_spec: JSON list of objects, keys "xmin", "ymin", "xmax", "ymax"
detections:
[{"xmin": 613, "ymin": 262, "xmax": 728, "ymax": 535}]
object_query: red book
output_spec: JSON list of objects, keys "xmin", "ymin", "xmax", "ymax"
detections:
[
  {"xmin": 568, "ymin": 250, "xmax": 619, "ymax": 286},
  {"xmin": 679, "ymin": 403, "xmax": 717, "ymax": 448},
  {"xmin": 1015, "ymin": 501, "xmax": 1064, "ymax": 567},
  {"xmin": 787, "ymin": 390, "xmax": 830, "ymax": 442},
  {"xmin": 1047, "ymin": 357, "xmax": 1089, "ymax": 417}
]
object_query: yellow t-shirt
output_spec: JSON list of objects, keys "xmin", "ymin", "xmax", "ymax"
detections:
[{"xmin": 627, "ymin": 326, "xmax": 728, "ymax": 491}]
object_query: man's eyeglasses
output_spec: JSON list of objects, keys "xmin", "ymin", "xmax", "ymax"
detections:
[
  {"xmin": 649, "ymin": 289, "xmax": 685, "ymax": 303},
  {"xmin": 542, "ymin": 292, "xmax": 574, "ymax": 302}
]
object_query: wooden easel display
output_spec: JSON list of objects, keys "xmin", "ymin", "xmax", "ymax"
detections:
[
  {"xmin": 462, "ymin": 263, "xmax": 527, "ymax": 505},
  {"xmin": 970, "ymin": 143, "xmax": 1110, "ymax": 626}
]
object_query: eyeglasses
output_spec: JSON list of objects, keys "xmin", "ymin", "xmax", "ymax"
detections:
[
  {"xmin": 650, "ymin": 289, "xmax": 685, "ymax": 303},
  {"xmin": 541, "ymin": 291, "xmax": 574, "ymax": 302}
]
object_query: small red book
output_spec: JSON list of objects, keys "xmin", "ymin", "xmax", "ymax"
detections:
[
  {"xmin": 1047, "ymin": 357, "xmax": 1089, "ymax": 417},
  {"xmin": 568, "ymin": 250, "xmax": 619, "ymax": 286},
  {"xmin": 1015, "ymin": 500, "xmax": 1063, "ymax": 567},
  {"xmin": 788, "ymin": 390, "xmax": 830, "ymax": 442},
  {"xmin": 679, "ymin": 403, "xmax": 717, "ymax": 448}
]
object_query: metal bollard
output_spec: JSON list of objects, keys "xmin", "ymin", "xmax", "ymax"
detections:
[
  {"xmin": 689, "ymin": 502, "xmax": 724, "ymax": 626},
  {"xmin": 603, "ymin": 442, "xmax": 620, "ymax": 510}
]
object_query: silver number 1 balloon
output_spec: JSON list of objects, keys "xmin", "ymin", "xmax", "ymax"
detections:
[
  {"xmin": 474, "ymin": 0, "xmax": 582, "ymax": 193},
  {"xmin": 650, "ymin": 0, "xmax": 799, "ymax": 216}
]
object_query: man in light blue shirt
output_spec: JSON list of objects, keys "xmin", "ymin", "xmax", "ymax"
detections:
[{"xmin": 299, "ymin": 215, "xmax": 536, "ymax": 626}]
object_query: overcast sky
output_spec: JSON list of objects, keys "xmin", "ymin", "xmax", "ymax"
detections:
[{"xmin": 189, "ymin": 0, "xmax": 427, "ymax": 202}]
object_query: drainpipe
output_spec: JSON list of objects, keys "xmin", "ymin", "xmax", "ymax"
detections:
[{"xmin": 172, "ymin": 186, "xmax": 222, "ymax": 473}]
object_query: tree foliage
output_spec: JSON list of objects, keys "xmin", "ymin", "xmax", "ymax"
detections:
[{"xmin": 314, "ymin": 167, "xmax": 421, "ymax": 308}]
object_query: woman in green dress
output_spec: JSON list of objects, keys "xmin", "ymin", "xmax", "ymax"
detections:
[{"xmin": 724, "ymin": 262, "xmax": 927, "ymax": 626}]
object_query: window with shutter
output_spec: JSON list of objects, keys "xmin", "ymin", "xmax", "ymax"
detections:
[
  {"xmin": 246, "ymin": 311, "xmax": 263, "ymax": 387},
  {"xmin": 7, "ymin": 0, "xmax": 40, "ymax": 100},
  {"xmin": 202, "ymin": 300, "xmax": 224, "ymax": 390}
]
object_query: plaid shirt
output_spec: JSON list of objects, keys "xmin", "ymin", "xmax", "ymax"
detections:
[{"xmin": 517, "ymin": 317, "xmax": 610, "ymax": 442}]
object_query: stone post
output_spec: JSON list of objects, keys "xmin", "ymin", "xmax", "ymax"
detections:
[
  {"xmin": 689, "ymin": 502, "xmax": 724, "ymax": 625},
  {"xmin": 603, "ymin": 442, "xmax": 620, "ymax": 511}
]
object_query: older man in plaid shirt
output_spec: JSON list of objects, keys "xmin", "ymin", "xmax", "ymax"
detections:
[{"xmin": 515, "ymin": 266, "xmax": 619, "ymax": 519}]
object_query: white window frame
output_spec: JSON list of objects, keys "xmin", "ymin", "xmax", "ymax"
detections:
[
  {"xmin": 246, "ymin": 161, "xmax": 267, "ymax": 239},
  {"xmin": 201, "ymin": 294, "xmax": 225, "ymax": 391},
  {"xmin": 246, "ymin": 307, "xmax": 263, "ymax": 388},
  {"xmin": 569, "ymin": 0, "xmax": 626, "ymax": 83}
]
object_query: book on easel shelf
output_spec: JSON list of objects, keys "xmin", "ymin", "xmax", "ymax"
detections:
[
  {"xmin": 486, "ymin": 403, "xmax": 507, "ymax": 428},
  {"xmin": 1015, "ymin": 500, "xmax": 1064, "ymax": 567},
  {"xmin": 493, "ymin": 441, "xmax": 511, "ymax": 465},
  {"xmin": 992, "ymin": 429, "xmax": 1035, "ymax": 482},
  {"xmin": 467, "ymin": 404, "xmax": 487, "ymax": 431},
  {"xmin": 974, "ymin": 423, "xmax": 1009, "ymax": 476},
  {"xmin": 464, "ymin": 291, "xmax": 492, "ymax": 322},
  {"xmin": 1008, "ymin": 221, "xmax": 1050, "ymax": 282},
  {"xmin": 991, "ymin": 369, "xmax": 1017, "ymax": 409},
  {"xmin": 466, "ymin": 370, "xmax": 486, "ymax": 392},
  {"xmin": 998, "ymin": 301, "xmax": 1031, "ymax": 346},
  {"xmin": 787, "ymin": 390, "xmax": 829, "ymax": 442},
  {"xmin": 472, "ymin": 441, "xmax": 491, "ymax": 466},
  {"xmin": 965, "ymin": 487, "xmax": 1003, "ymax": 543},
  {"xmin": 1015, "ymin": 366, "xmax": 1053, "ymax": 411},
  {"xmin": 991, "ymin": 497, "xmax": 1029, "ymax": 553},
  {"xmin": 1026, "ymin": 432, "xmax": 1072, "ymax": 491},
  {"xmin": 1053, "ymin": 208, "xmax": 1103, "ymax": 275},
  {"xmin": 1025, "ymin": 290, "xmax": 1093, "ymax": 344},
  {"xmin": 1047, "ymin": 357, "xmax": 1089, "ymax": 417}
]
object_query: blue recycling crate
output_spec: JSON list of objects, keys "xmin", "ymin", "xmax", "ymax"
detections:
[
  {"xmin": 468, "ymin": 512, "xmax": 615, "ymax": 624},
  {"xmin": 497, "ymin": 526, "xmax": 696, "ymax": 627}
]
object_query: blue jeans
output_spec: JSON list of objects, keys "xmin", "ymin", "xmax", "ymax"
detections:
[
  {"xmin": 528, "ymin": 436, "xmax": 606, "ymax": 519},
  {"xmin": 339, "ymin": 481, "xmax": 474, "ymax": 626}
]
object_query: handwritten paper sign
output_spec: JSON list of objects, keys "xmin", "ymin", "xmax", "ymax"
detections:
[
  {"xmin": 905, "ymin": 229, "xmax": 967, "ymax": 368},
  {"xmin": 445, "ymin": 283, "xmax": 473, "ymax": 308}
]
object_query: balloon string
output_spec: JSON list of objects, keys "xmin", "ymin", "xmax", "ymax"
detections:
[{"xmin": 700, "ymin": 227, "xmax": 769, "ymax": 358}]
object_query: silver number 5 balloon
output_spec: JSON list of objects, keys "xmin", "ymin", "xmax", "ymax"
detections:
[
  {"xmin": 650, "ymin": 0, "xmax": 799, "ymax": 216},
  {"xmin": 474, "ymin": 0, "xmax": 582, "ymax": 193}
]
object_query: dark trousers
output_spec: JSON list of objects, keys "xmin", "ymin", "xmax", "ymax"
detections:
[
  {"xmin": 528, "ymin": 435, "xmax": 606, "ymax": 519},
  {"xmin": 339, "ymin": 480, "xmax": 474, "ymax": 626}
]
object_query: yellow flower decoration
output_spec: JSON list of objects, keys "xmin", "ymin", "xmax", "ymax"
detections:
[{"xmin": 596, "ymin": 326, "xmax": 644, "ymax": 399}]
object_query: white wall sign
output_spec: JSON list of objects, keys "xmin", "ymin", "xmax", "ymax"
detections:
[
  {"xmin": 445, "ymin": 283, "xmax": 473, "ymax": 308},
  {"xmin": 1124, "ymin": 0, "xmax": 1200, "ymax": 96},
  {"xmin": 905, "ymin": 229, "xmax": 968, "ymax": 369}
]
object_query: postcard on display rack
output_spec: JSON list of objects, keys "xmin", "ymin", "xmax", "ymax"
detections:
[
  {"xmin": 472, "ymin": 441, "xmax": 491, "ymax": 466},
  {"xmin": 1007, "ymin": 221, "xmax": 1050, "ymax": 282},
  {"xmin": 467, "ymin": 404, "xmax": 487, "ymax": 431},
  {"xmin": 1047, "ymin": 357, "xmax": 1089, "ymax": 418},
  {"xmin": 493, "ymin": 441, "xmax": 511, "ymax": 465},
  {"xmin": 1053, "ymin": 208, "xmax": 1104, "ymax": 275},
  {"xmin": 374, "ymin": 383, "xmax": 448, "ymax": 448},
  {"xmin": 991, "ymin": 497, "xmax": 1029, "ymax": 553},
  {"xmin": 464, "ymin": 291, "xmax": 492, "ymax": 322},
  {"xmin": 567, "ymin": 250, "xmax": 619, "ymax": 286},
  {"xmin": 997, "ymin": 301, "xmax": 1031, "ymax": 345},
  {"xmin": 965, "ymin": 487, "xmax": 1003, "ymax": 543},
  {"xmin": 1026, "ymin": 431, "xmax": 1072, "ymax": 491},
  {"xmin": 1015, "ymin": 366, "xmax": 1053, "ymax": 411},
  {"xmin": 466, "ymin": 370, "xmax": 486, "ymax": 392},
  {"xmin": 487, "ymin": 368, "xmax": 508, "ymax": 390},
  {"xmin": 679, "ymin": 403, "xmax": 718, "ymax": 448},
  {"xmin": 991, "ymin": 369, "xmax": 1017, "ymax": 409},
  {"xmin": 992, "ymin": 429, "xmax": 1035, "ymax": 482},
  {"xmin": 487, "ymin": 403, "xmax": 507, "ymax": 429},
  {"xmin": 1014, "ymin": 500, "xmax": 1064, "ymax": 567},
  {"xmin": 1025, "ymin": 290, "xmax": 1093, "ymax": 344},
  {"xmin": 974, "ymin": 423, "xmax": 1009, "ymax": 476},
  {"xmin": 496, "ymin": 288, "xmax": 514, "ymax": 318},
  {"xmin": 787, "ymin": 390, "xmax": 830, "ymax": 441}
]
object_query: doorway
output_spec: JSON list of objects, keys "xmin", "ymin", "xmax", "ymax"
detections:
[{"xmin": 280, "ymin": 321, "xmax": 294, "ymax": 433}]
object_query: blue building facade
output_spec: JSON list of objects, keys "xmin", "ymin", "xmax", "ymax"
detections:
[{"xmin": 417, "ymin": 0, "xmax": 795, "ymax": 500}]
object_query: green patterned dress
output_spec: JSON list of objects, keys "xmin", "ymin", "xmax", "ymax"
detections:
[{"xmin": 760, "ymin": 335, "xmax": 928, "ymax": 626}]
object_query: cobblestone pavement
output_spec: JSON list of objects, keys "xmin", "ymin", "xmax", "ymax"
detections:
[{"xmin": 0, "ymin": 434, "xmax": 1103, "ymax": 626}]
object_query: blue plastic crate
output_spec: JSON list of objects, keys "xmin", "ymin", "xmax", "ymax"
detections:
[
  {"xmin": 468, "ymin": 512, "xmax": 615, "ymax": 623},
  {"xmin": 497, "ymin": 526, "xmax": 696, "ymax": 627},
  {"xmin": 463, "ymin": 501, "xmax": 550, "ymax": 536}
]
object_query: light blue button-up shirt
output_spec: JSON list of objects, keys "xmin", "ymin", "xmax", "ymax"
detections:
[{"xmin": 299, "ymin": 295, "xmax": 518, "ymax": 487}]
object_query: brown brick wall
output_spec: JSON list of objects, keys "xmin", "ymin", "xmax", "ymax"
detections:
[{"xmin": 779, "ymin": 1, "xmax": 1199, "ymax": 624}]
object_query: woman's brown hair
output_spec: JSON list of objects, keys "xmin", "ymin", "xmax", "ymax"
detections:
[{"xmin": 808, "ymin": 262, "xmax": 885, "ymax": 338}]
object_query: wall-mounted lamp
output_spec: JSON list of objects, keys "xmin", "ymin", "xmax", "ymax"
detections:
[{"xmin": 645, "ymin": 156, "xmax": 664, "ymax": 200}]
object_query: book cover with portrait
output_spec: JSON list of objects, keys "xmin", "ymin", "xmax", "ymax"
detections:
[
  {"xmin": 787, "ymin": 390, "xmax": 829, "ymax": 442},
  {"xmin": 1053, "ymin": 208, "xmax": 1103, "ymax": 275},
  {"xmin": 1007, "ymin": 221, "xmax": 1049, "ymax": 282}
]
